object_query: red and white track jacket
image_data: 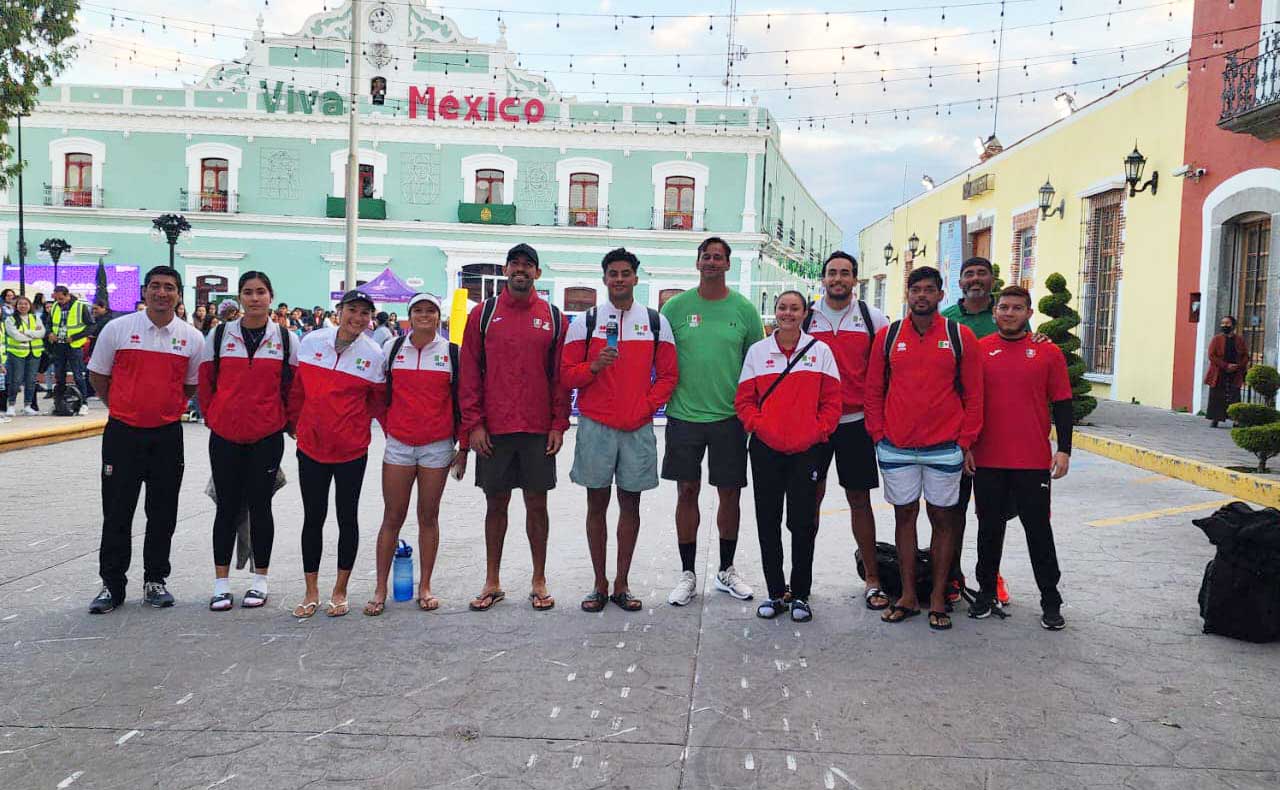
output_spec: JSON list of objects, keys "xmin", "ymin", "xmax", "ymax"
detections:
[
  {"xmin": 804, "ymin": 300, "xmax": 889, "ymax": 421},
  {"xmin": 560, "ymin": 303, "xmax": 679, "ymax": 432},
  {"xmin": 87, "ymin": 310, "xmax": 204, "ymax": 428},
  {"xmin": 288, "ymin": 327, "xmax": 386, "ymax": 463},
  {"xmin": 734, "ymin": 332, "xmax": 843, "ymax": 454},
  {"xmin": 382, "ymin": 333, "xmax": 459, "ymax": 446},
  {"xmin": 197, "ymin": 319, "xmax": 299, "ymax": 444}
]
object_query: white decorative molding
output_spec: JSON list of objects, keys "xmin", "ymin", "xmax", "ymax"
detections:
[
  {"xmin": 1076, "ymin": 177, "xmax": 1127, "ymax": 199},
  {"xmin": 48, "ymin": 136, "xmax": 106, "ymax": 193},
  {"xmin": 460, "ymin": 152, "xmax": 518, "ymax": 204},
  {"xmin": 741, "ymin": 153, "xmax": 757, "ymax": 233},
  {"xmin": 177, "ymin": 250, "xmax": 247, "ymax": 261},
  {"xmin": 554, "ymin": 157, "xmax": 613, "ymax": 227},
  {"xmin": 651, "ymin": 160, "xmax": 710, "ymax": 232},
  {"xmin": 320, "ymin": 253, "xmax": 392, "ymax": 266},
  {"xmin": 62, "ymin": 245, "xmax": 111, "ymax": 259},
  {"xmin": 184, "ymin": 142, "xmax": 243, "ymax": 212},
  {"xmin": 329, "ymin": 147, "xmax": 388, "ymax": 198}
]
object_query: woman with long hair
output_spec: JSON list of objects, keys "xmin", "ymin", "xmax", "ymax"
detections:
[
  {"xmin": 175, "ymin": 303, "xmax": 189, "ymax": 322},
  {"xmin": 5, "ymin": 296, "xmax": 45, "ymax": 416},
  {"xmin": 192, "ymin": 304, "xmax": 208, "ymax": 330},
  {"xmin": 289, "ymin": 290, "xmax": 385, "ymax": 618},
  {"xmin": 197, "ymin": 272, "xmax": 298, "ymax": 610},
  {"xmin": 735, "ymin": 291, "xmax": 842, "ymax": 623},
  {"xmin": 364, "ymin": 294, "xmax": 467, "ymax": 616}
]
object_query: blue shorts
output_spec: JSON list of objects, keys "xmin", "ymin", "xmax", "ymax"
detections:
[
  {"xmin": 570, "ymin": 415, "xmax": 659, "ymax": 492},
  {"xmin": 875, "ymin": 440, "xmax": 964, "ymax": 507}
]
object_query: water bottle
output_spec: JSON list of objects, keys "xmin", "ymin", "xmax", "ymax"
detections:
[
  {"xmin": 392, "ymin": 540, "xmax": 414, "ymax": 602},
  {"xmin": 605, "ymin": 319, "xmax": 619, "ymax": 350}
]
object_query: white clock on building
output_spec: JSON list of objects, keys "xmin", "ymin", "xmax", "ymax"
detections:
[{"xmin": 369, "ymin": 5, "xmax": 393, "ymax": 34}]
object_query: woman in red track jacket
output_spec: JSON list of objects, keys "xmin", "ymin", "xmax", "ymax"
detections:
[
  {"xmin": 287, "ymin": 289, "xmax": 386, "ymax": 619},
  {"xmin": 365, "ymin": 293, "xmax": 467, "ymax": 617},
  {"xmin": 197, "ymin": 271, "xmax": 298, "ymax": 612},
  {"xmin": 734, "ymin": 290, "xmax": 842, "ymax": 623}
]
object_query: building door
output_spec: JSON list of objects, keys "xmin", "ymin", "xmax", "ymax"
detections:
[
  {"xmin": 563, "ymin": 287, "xmax": 598, "ymax": 313},
  {"xmin": 971, "ymin": 228, "xmax": 992, "ymax": 261},
  {"xmin": 1235, "ymin": 217, "xmax": 1271, "ymax": 366}
]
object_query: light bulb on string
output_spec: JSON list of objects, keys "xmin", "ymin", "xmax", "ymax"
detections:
[
  {"xmin": 161, "ymin": 17, "xmax": 166, "ymax": 32},
  {"xmin": 708, "ymin": 15, "xmax": 714, "ymax": 32},
  {"xmin": 556, "ymin": 14, "xmax": 560, "ymax": 28},
  {"xmin": 766, "ymin": 14, "xmax": 771, "ymax": 30},
  {"xmin": 841, "ymin": 48, "xmax": 845, "ymax": 63},
  {"xmin": 825, "ymin": 13, "xmax": 830, "ymax": 30},
  {"xmin": 651, "ymin": 17, "xmax": 655, "ymax": 32},
  {"xmin": 942, "ymin": 6, "xmax": 947, "ymax": 21},
  {"xmin": 1106, "ymin": 15, "xmax": 1112, "ymax": 29}
]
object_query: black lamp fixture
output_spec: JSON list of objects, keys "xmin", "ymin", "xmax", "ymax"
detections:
[
  {"xmin": 907, "ymin": 232, "xmax": 927, "ymax": 259},
  {"xmin": 1123, "ymin": 143, "xmax": 1158, "ymax": 197},
  {"xmin": 151, "ymin": 213, "xmax": 192, "ymax": 267},
  {"xmin": 1038, "ymin": 178, "xmax": 1066, "ymax": 220},
  {"xmin": 39, "ymin": 238, "xmax": 72, "ymax": 288},
  {"xmin": 883, "ymin": 242, "xmax": 898, "ymax": 266}
]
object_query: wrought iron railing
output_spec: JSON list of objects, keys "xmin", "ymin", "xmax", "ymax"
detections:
[
  {"xmin": 775, "ymin": 219, "xmax": 783, "ymax": 240},
  {"xmin": 44, "ymin": 184, "xmax": 102, "ymax": 208},
  {"xmin": 1221, "ymin": 33, "xmax": 1280, "ymax": 123},
  {"xmin": 180, "ymin": 188, "xmax": 239, "ymax": 213}
]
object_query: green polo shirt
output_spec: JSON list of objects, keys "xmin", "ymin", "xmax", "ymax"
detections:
[
  {"xmin": 661, "ymin": 289, "xmax": 764, "ymax": 422},
  {"xmin": 941, "ymin": 298, "xmax": 997, "ymax": 339}
]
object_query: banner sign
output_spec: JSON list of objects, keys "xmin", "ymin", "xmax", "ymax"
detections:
[
  {"xmin": 937, "ymin": 216, "xmax": 967, "ymax": 311},
  {"xmin": 3, "ymin": 264, "xmax": 140, "ymax": 312}
]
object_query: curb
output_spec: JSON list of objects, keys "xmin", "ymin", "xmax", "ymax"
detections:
[
  {"xmin": 0, "ymin": 418, "xmax": 108, "ymax": 453},
  {"xmin": 1075, "ymin": 431, "xmax": 1280, "ymax": 507}
]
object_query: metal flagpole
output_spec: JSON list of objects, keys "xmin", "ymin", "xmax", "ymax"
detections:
[{"xmin": 344, "ymin": 0, "xmax": 363, "ymax": 292}]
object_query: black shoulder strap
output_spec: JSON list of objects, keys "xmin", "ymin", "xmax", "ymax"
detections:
[
  {"xmin": 477, "ymin": 297, "xmax": 498, "ymax": 373},
  {"xmin": 547, "ymin": 304, "xmax": 563, "ymax": 376},
  {"xmin": 278, "ymin": 327, "xmax": 293, "ymax": 405},
  {"xmin": 210, "ymin": 323, "xmax": 227, "ymax": 393},
  {"xmin": 384, "ymin": 334, "xmax": 409, "ymax": 404},
  {"xmin": 857, "ymin": 300, "xmax": 875, "ymax": 352},
  {"xmin": 647, "ymin": 307, "xmax": 661, "ymax": 360},
  {"xmin": 946, "ymin": 318, "xmax": 965, "ymax": 395},
  {"xmin": 801, "ymin": 301, "xmax": 817, "ymax": 333},
  {"xmin": 759, "ymin": 338, "xmax": 820, "ymax": 407},
  {"xmin": 449, "ymin": 342, "xmax": 461, "ymax": 428},
  {"xmin": 882, "ymin": 319, "xmax": 903, "ymax": 393},
  {"xmin": 582, "ymin": 306, "xmax": 598, "ymax": 362}
]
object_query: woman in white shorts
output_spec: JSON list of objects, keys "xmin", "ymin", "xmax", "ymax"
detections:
[{"xmin": 364, "ymin": 293, "xmax": 467, "ymax": 615}]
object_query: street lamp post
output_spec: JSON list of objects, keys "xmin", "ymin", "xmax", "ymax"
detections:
[
  {"xmin": 16, "ymin": 113, "xmax": 28, "ymax": 296},
  {"xmin": 39, "ymin": 238, "xmax": 71, "ymax": 287},
  {"xmin": 151, "ymin": 213, "xmax": 191, "ymax": 267}
]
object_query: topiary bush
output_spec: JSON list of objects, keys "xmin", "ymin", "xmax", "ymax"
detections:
[
  {"xmin": 1246, "ymin": 365, "xmax": 1280, "ymax": 407},
  {"xmin": 1226, "ymin": 403, "xmax": 1280, "ymax": 427},
  {"xmin": 1231, "ymin": 422, "xmax": 1280, "ymax": 473},
  {"xmin": 1037, "ymin": 272, "xmax": 1096, "ymax": 422}
]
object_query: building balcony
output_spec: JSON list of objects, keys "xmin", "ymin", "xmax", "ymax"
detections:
[
  {"xmin": 457, "ymin": 202, "xmax": 516, "ymax": 225},
  {"xmin": 652, "ymin": 209, "xmax": 705, "ymax": 232},
  {"xmin": 1219, "ymin": 33, "xmax": 1280, "ymax": 141},
  {"xmin": 180, "ymin": 188, "xmax": 239, "ymax": 214},
  {"xmin": 556, "ymin": 205, "xmax": 610, "ymax": 228},
  {"xmin": 327, "ymin": 196, "xmax": 387, "ymax": 220},
  {"xmin": 775, "ymin": 219, "xmax": 784, "ymax": 240},
  {"xmin": 44, "ymin": 185, "xmax": 102, "ymax": 208}
]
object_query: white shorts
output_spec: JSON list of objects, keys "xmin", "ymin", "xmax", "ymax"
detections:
[
  {"xmin": 384, "ymin": 435, "xmax": 456, "ymax": 469},
  {"xmin": 875, "ymin": 440, "xmax": 964, "ymax": 507}
]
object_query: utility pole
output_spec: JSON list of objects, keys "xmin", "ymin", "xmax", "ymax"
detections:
[
  {"xmin": 16, "ymin": 113, "xmax": 27, "ymax": 296},
  {"xmin": 344, "ymin": 0, "xmax": 363, "ymax": 292}
]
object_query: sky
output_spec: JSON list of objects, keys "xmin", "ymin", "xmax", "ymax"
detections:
[{"xmin": 57, "ymin": 0, "xmax": 1198, "ymax": 243}]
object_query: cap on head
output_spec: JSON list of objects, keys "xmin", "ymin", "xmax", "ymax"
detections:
[
  {"xmin": 407, "ymin": 292, "xmax": 442, "ymax": 313},
  {"xmin": 217, "ymin": 300, "xmax": 240, "ymax": 317},
  {"xmin": 506, "ymin": 243, "xmax": 540, "ymax": 267},
  {"xmin": 338, "ymin": 289, "xmax": 374, "ymax": 310}
]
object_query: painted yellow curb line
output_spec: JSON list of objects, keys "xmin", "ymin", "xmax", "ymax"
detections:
[
  {"xmin": 0, "ymin": 418, "xmax": 108, "ymax": 453},
  {"xmin": 1074, "ymin": 431, "xmax": 1280, "ymax": 508}
]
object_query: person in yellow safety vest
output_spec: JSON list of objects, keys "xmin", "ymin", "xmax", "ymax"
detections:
[
  {"xmin": 46, "ymin": 285, "xmax": 91, "ymax": 413},
  {"xmin": 4, "ymin": 295, "xmax": 45, "ymax": 417}
]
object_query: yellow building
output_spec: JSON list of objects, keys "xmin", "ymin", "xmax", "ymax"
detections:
[{"xmin": 858, "ymin": 64, "xmax": 1188, "ymax": 409}]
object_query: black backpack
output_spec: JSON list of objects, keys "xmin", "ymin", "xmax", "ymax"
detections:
[
  {"xmin": 385, "ymin": 335, "xmax": 461, "ymax": 430},
  {"xmin": 801, "ymin": 299, "xmax": 875, "ymax": 358},
  {"xmin": 210, "ymin": 322, "xmax": 292, "ymax": 406},
  {"xmin": 881, "ymin": 317, "xmax": 965, "ymax": 395},
  {"xmin": 1194, "ymin": 502, "xmax": 1280, "ymax": 643},
  {"xmin": 581, "ymin": 305, "xmax": 662, "ymax": 363},
  {"xmin": 477, "ymin": 296, "xmax": 563, "ymax": 378},
  {"xmin": 52, "ymin": 382, "xmax": 85, "ymax": 416},
  {"xmin": 856, "ymin": 540, "xmax": 976, "ymax": 605}
]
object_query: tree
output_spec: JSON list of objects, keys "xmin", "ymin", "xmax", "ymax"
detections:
[
  {"xmin": 1037, "ymin": 272, "xmax": 1096, "ymax": 422},
  {"xmin": 1231, "ymin": 423, "xmax": 1280, "ymax": 473},
  {"xmin": 0, "ymin": 2, "xmax": 80, "ymax": 190},
  {"xmin": 1246, "ymin": 365, "xmax": 1280, "ymax": 407}
]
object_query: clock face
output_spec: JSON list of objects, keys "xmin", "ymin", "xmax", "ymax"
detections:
[{"xmin": 369, "ymin": 6, "xmax": 393, "ymax": 34}]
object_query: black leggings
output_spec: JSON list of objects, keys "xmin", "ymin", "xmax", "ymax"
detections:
[
  {"xmin": 298, "ymin": 450, "xmax": 368, "ymax": 574},
  {"xmin": 209, "ymin": 431, "xmax": 284, "ymax": 570},
  {"xmin": 749, "ymin": 438, "xmax": 822, "ymax": 601}
]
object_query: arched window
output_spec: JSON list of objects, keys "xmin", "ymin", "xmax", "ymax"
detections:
[
  {"xmin": 359, "ymin": 164, "xmax": 376, "ymax": 199},
  {"xmin": 564, "ymin": 287, "xmax": 598, "ymax": 313},
  {"xmin": 64, "ymin": 153, "xmax": 93, "ymax": 206},
  {"xmin": 200, "ymin": 157, "xmax": 229, "ymax": 212},
  {"xmin": 664, "ymin": 176, "xmax": 695, "ymax": 230},
  {"xmin": 476, "ymin": 169, "xmax": 504, "ymax": 204},
  {"xmin": 568, "ymin": 173, "xmax": 600, "ymax": 226},
  {"xmin": 658, "ymin": 288, "xmax": 684, "ymax": 308}
]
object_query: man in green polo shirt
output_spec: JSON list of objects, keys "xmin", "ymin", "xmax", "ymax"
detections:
[
  {"xmin": 660, "ymin": 236, "xmax": 765, "ymax": 607},
  {"xmin": 941, "ymin": 256, "xmax": 997, "ymax": 336}
]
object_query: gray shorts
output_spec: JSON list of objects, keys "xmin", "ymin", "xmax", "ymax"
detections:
[
  {"xmin": 384, "ymin": 435, "xmax": 456, "ymax": 469},
  {"xmin": 570, "ymin": 415, "xmax": 659, "ymax": 492}
]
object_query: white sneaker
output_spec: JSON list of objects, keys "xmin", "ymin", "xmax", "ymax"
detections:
[
  {"xmin": 714, "ymin": 566, "xmax": 754, "ymax": 600},
  {"xmin": 77, "ymin": 405, "xmax": 89, "ymax": 416},
  {"xmin": 3, "ymin": 407, "xmax": 14, "ymax": 417},
  {"xmin": 667, "ymin": 571, "xmax": 698, "ymax": 606},
  {"xmin": 0, "ymin": 415, "xmax": 10, "ymax": 424},
  {"xmin": 22, "ymin": 406, "xmax": 38, "ymax": 416}
]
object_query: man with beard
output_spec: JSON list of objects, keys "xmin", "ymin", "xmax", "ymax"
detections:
[{"xmin": 865, "ymin": 266, "xmax": 984, "ymax": 631}]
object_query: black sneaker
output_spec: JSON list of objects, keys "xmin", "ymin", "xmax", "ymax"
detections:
[
  {"xmin": 89, "ymin": 587, "xmax": 120, "ymax": 614},
  {"xmin": 968, "ymin": 593, "xmax": 997, "ymax": 619},
  {"xmin": 1040, "ymin": 608, "xmax": 1066, "ymax": 630},
  {"xmin": 144, "ymin": 582, "xmax": 175, "ymax": 608}
]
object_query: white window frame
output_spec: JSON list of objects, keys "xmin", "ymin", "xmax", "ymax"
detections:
[
  {"xmin": 651, "ymin": 160, "xmax": 710, "ymax": 232},
  {"xmin": 329, "ymin": 148, "xmax": 388, "ymax": 199},
  {"xmin": 460, "ymin": 153, "xmax": 518, "ymax": 204},
  {"xmin": 49, "ymin": 136, "xmax": 106, "ymax": 193},
  {"xmin": 555, "ymin": 157, "xmax": 613, "ymax": 227},
  {"xmin": 185, "ymin": 142, "xmax": 242, "ymax": 213}
]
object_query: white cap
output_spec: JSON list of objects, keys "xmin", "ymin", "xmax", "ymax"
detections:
[{"xmin": 407, "ymin": 292, "xmax": 442, "ymax": 313}]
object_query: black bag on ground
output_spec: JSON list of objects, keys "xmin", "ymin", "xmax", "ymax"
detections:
[
  {"xmin": 1193, "ymin": 501, "xmax": 1280, "ymax": 643},
  {"xmin": 856, "ymin": 540, "xmax": 966, "ymax": 601},
  {"xmin": 52, "ymin": 383, "xmax": 85, "ymax": 417}
]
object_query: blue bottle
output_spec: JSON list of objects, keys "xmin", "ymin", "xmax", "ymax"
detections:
[{"xmin": 393, "ymin": 540, "xmax": 414, "ymax": 602}]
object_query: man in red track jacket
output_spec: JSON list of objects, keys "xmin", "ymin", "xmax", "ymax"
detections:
[
  {"xmin": 864, "ymin": 266, "xmax": 984, "ymax": 631},
  {"xmin": 560, "ymin": 248, "xmax": 678, "ymax": 613},
  {"xmin": 459, "ymin": 243, "xmax": 570, "ymax": 612}
]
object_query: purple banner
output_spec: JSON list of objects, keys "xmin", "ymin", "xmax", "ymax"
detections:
[{"xmin": 3, "ymin": 264, "xmax": 141, "ymax": 312}]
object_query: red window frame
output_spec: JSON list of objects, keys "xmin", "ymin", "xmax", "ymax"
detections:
[
  {"xmin": 476, "ymin": 169, "xmax": 504, "ymax": 204},
  {"xmin": 64, "ymin": 153, "xmax": 92, "ymax": 206},
  {"xmin": 200, "ymin": 157, "xmax": 229, "ymax": 212},
  {"xmin": 664, "ymin": 176, "xmax": 695, "ymax": 229},
  {"xmin": 358, "ymin": 164, "xmax": 376, "ymax": 199},
  {"xmin": 568, "ymin": 172, "xmax": 599, "ymax": 226}
]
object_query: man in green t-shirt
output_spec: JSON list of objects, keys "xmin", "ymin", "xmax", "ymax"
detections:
[
  {"xmin": 660, "ymin": 237, "xmax": 765, "ymax": 607},
  {"xmin": 940, "ymin": 256, "xmax": 997, "ymax": 337}
]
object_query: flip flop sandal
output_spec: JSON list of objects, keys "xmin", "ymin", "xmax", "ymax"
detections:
[
  {"xmin": 529, "ymin": 592, "xmax": 556, "ymax": 611},
  {"xmin": 292, "ymin": 601, "xmax": 319, "ymax": 619},
  {"xmin": 790, "ymin": 599, "xmax": 813, "ymax": 622},
  {"xmin": 881, "ymin": 605, "xmax": 921, "ymax": 624},
  {"xmin": 756, "ymin": 598, "xmax": 788, "ymax": 619},
  {"xmin": 580, "ymin": 591, "xmax": 608, "ymax": 612},
  {"xmin": 324, "ymin": 600, "xmax": 350, "ymax": 618},
  {"xmin": 209, "ymin": 592, "xmax": 233, "ymax": 612},
  {"xmin": 864, "ymin": 587, "xmax": 890, "ymax": 611},
  {"xmin": 609, "ymin": 592, "xmax": 643, "ymax": 612},
  {"xmin": 242, "ymin": 590, "xmax": 268, "ymax": 608},
  {"xmin": 928, "ymin": 611, "xmax": 953, "ymax": 631},
  {"xmin": 363, "ymin": 599, "xmax": 386, "ymax": 617},
  {"xmin": 417, "ymin": 596, "xmax": 440, "ymax": 612},
  {"xmin": 469, "ymin": 590, "xmax": 506, "ymax": 611}
]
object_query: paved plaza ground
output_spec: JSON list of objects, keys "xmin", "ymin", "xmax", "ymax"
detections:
[{"xmin": 0, "ymin": 425, "xmax": 1277, "ymax": 789}]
